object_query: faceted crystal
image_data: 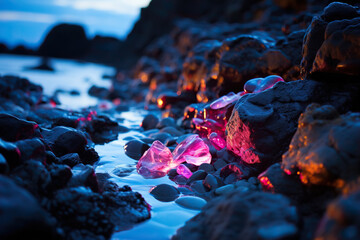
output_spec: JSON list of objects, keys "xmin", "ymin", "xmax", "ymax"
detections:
[
  {"xmin": 173, "ymin": 134, "xmax": 212, "ymax": 166},
  {"xmin": 136, "ymin": 140, "xmax": 175, "ymax": 178},
  {"xmin": 209, "ymin": 132, "xmax": 226, "ymax": 150},
  {"xmin": 176, "ymin": 164, "xmax": 193, "ymax": 178},
  {"xmin": 244, "ymin": 75, "xmax": 284, "ymax": 94}
]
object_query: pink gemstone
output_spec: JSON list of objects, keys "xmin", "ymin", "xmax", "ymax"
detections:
[
  {"xmin": 209, "ymin": 132, "xmax": 226, "ymax": 150},
  {"xmin": 176, "ymin": 164, "xmax": 193, "ymax": 178},
  {"xmin": 173, "ymin": 134, "xmax": 212, "ymax": 166},
  {"xmin": 244, "ymin": 75, "xmax": 284, "ymax": 93},
  {"xmin": 136, "ymin": 140, "xmax": 175, "ymax": 178},
  {"xmin": 210, "ymin": 92, "xmax": 241, "ymax": 110}
]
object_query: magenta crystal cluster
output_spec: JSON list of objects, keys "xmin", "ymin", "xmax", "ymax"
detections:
[{"xmin": 137, "ymin": 135, "xmax": 211, "ymax": 178}]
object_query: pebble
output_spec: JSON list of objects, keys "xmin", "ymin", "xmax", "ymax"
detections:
[
  {"xmin": 160, "ymin": 126, "xmax": 183, "ymax": 137},
  {"xmin": 0, "ymin": 153, "xmax": 9, "ymax": 174},
  {"xmin": 187, "ymin": 170, "xmax": 207, "ymax": 185},
  {"xmin": 203, "ymin": 174, "xmax": 218, "ymax": 190},
  {"xmin": 156, "ymin": 117, "xmax": 176, "ymax": 129},
  {"xmin": 190, "ymin": 180, "xmax": 208, "ymax": 194},
  {"xmin": 175, "ymin": 196, "xmax": 207, "ymax": 210},
  {"xmin": 142, "ymin": 114, "xmax": 159, "ymax": 130},
  {"xmin": 124, "ymin": 140, "xmax": 150, "ymax": 160},
  {"xmin": 198, "ymin": 163, "xmax": 214, "ymax": 173},
  {"xmin": 213, "ymin": 159, "xmax": 227, "ymax": 170},
  {"xmin": 148, "ymin": 132, "xmax": 172, "ymax": 144},
  {"xmin": 215, "ymin": 184, "xmax": 235, "ymax": 196},
  {"xmin": 150, "ymin": 184, "xmax": 180, "ymax": 202}
]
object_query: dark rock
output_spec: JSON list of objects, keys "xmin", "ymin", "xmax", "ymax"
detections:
[
  {"xmin": 160, "ymin": 126, "xmax": 184, "ymax": 137},
  {"xmin": 112, "ymin": 166, "xmax": 135, "ymax": 177},
  {"xmin": 190, "ymin": 180, "xmax": 208, "ymax": 194},
  {"xmin": 0, "ymin": 153, "xmax": 8, "ymax": 174},
  {"xmin": 0, "ymin": 113, "xmax": 40, "ymax": 142},
  {"xmin": 168, "ymin": 168, "xmax": 179, "ymax": 178},
  {"xmin": 38, "ymin": 23, "xmax": 90, "ymax": 59},
  {"xmin": 58, "ymin": 153, "xmax": 81, "ymax": 168},
  {"xmin": 150, "ymin": 183, "xmax": 180, "ymax": 202},
  {"xmin": 183, "ymin": 163, "xmax": 198, "ymax": 172},
  {"xmin": 149, "ymin": 132, "xmax": 172, "ymax": 144},
  {"xmin": 173, "ymin": 191, "xmax": 298, "ymax": 240},
  {"xmin": 220, "ymin": 162, "xmax": 262, "ymax": 181},
  {"xmin": 282, "ymin": 104, "xmax": 360, "ymax": 187},
  {"xmin": 42, "ymin": 126, "xmax": 87, "ymax": 157},
  {"xmin": 142, "ymin": 114, "xmax": 159, "ymax": 130},
  {"xmin": 10, "ymin": 160, "xmax": 51, "ymax": 197},
  {"xmin": 0, "ymin": 176, "xmax": 57, "ymax": 239},
  {"xmin": 45, "ymin": 150, "xmax": 59, "ymax": 164},
  {"xmin": 0, "ymin": 138, "xmax": 21, "ymax": 169},
  {"xmin": 173, "ymin": 174, "xmax": 188, "ymax": 185},
  {"xmin": 78, "ymin": 146, "xmax": 99, "ymax": 165},
  {"xmin": 68, "ymin": 164, "xmax": 99, "ymax": 193},
  {"xmin": 48, "ymin": 164, "xmax": 72, "ymax": 190},
  {"xmin": 213, "ymin": 158, "xmax": 227, "ymax": 170},
  {"xmin": 203, "ymin": 174, "xmax": 218, "ymax": 190},
  {"xmin": 301, "ymin": 2, "xmax": 360, "ymax": 77},
  {"xmin": 88, "ymin": 85, "xmax": 109, "ymax": 99},
  {"xmin": 198, "ymin": 163, "xmax": 214, "ymax": 173},
  {"xmin": 157, "ymin": 117, "xmax": 177, "ymax": 129},
  {"xmin": 187, "ymin": 170, "xmax": 208, "ymax": 185},
  {"xmin": 85, "ymin": 115, "xmax": 125, "ymax": 144},
  {"xmin": 124, "ymin": 139, "xmax": 150, "ymax": 160},
  {"xmin": 226, "ymin": 79, "xmax": 360, "ymax": 170},
  {"xmin": 15, "ymin": 138, "xmax": 46, "ymax": 163},
  {"xmin": 175, "ymin": 196, "xmax": 207, "ymax": 210},
  {"xmin": 315, "ymin": 188, "xmax": 360, "ymax": 240}
]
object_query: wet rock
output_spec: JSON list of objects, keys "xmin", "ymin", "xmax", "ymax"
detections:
[
  {"xmin": 157, "ymin": 117, "xmax": 177, "ymax": 129},
  {"xmin": 187, "ymin": 170, "xmax": 208, "ymax": 185},
  {"xmin": 142, "ymin": 114, "xmax": 159, "ymax": 130},
  {"xmin": 78, "ymin": 146, "xmax": 99, "ymax": 165},
  {"xmin": 198, "ymin": 163, "xmax": 214, "ymax": 173},
  {"xmin": 301, "ymin": 2, "xmax": 360, "ymax": 77},
  {"xmin": 160, "ymin": 126, "xmax": 184, "ymax": 137},
  {"xmin": 0, "ymin": 175, "xmax": 57, "ymax": 239},
  {"xmin": 190, "ymin": 180, "xmax": 208, "ymax": 194},
  {"xmin": 58, "ymin": 153, "xmax": 81, "ymax": 168},
  {"xmin": 88, "ymin": 85, "xmax": 109, "ymax": 99},
  {"xmin": 124, "ymin": 139, "xmax": 150, "ymax": 160},
  {"xmin": 150, "ymin": 184, "xmax": 180, "ymax": 202},
  {"xmin": 282, "ymin": 104, "xmax": 360, "ymax": 187},
  {"xmin": 173, "ymin": 191, "xmax": 298, "ymax": 240},
  {"xmin": 42, "ymin": 126, "xmax": 87, "ymax": 157},
  {"xmin": 85, "ymin": 115, "xmax": 126, "ymax": 144},
  {"xmin": 226, "ymin": 79, "xmax": 360, "ymax": 169},
  {"xmin": 68, "ymin": 164, "xmax": 99, "ymax": 193},
  {"xmin": 0, "ymin": 154, "xmax": 8, "ymax": 174},
  {"xmin": 315, "ymin": 188, "xmax": 360, "ymax": 240},
  {"xmin": 149, "ymin": 132, "xmax": 173, "ymax": 144},
  {"xmin": 10, "ymin": 160, "xmax": 51, "ymax": 197},
  {"xmin": 175, "ymin": 196, "xmax": 207, "ymax": 210},
  {"xmin": 220, "ymin": 162, "xmax": 261, "ymax": 181},
  {"xmin": 0, "ymin": 113, "xmax": 40, "ymax": 142},
  {"xmin": 15, "ymin": 138, "xmax": 46, "ymax": 163},
  {"xmin": 203, "ymin": 174, "xmax": 218, "ymax": 190},
  {"xmin": 48, "ymin": 164, "xmax": 72, "ymax": 190},
  {"xmin": 213, "ymin": 158, "xmax": 227, "ymax": 170},
  {"xmin": 214, "ymin": 184, "xmax": 235, "ymax": 196},
  {"xmin": 0, "ymin": 138, "xmax": 21, "ymax": 169},
  {"xmin": 112, "ymin": 166, "xmax": 135, "ymax": 177}
]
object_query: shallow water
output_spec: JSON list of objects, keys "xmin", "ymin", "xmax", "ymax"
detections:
[{"xmin": 0, "ymin": 54, "xmax": 199, "ymax": 240}]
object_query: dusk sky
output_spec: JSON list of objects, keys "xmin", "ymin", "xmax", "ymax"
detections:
[{"xmin": 0, "ymin": 0, "xmax": 151, "ymax": 48}]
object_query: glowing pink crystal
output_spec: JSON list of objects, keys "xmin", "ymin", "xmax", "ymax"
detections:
[
  {"xmin": 176, "ymin": 164, "xmax": 192, "ymax": 178},
  {"xmin": 210, "ymin": 92, "xmax": 241, "ymax": 109},
  {"xmin": 136, "ymin": 140, "xmax": 174, "ymax": 178},
  {"xmin": 244, "ymin": 75, "xmax": 284, "ymax": 94},
  {"xmin": 173, "ymin": 134, "xmax": 212, "ymax": 166},
  {"xmin": 209, "ymin": 132, "xmax": 226, "ymax": 150}
]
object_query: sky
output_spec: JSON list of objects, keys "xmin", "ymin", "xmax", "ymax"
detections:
[{"xmin": 0, "ymin": 0, "xmax": 151, "ymax": 48}]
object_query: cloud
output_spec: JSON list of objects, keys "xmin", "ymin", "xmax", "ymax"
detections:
[
  {"xmin": 54, "ymin": 0, "xmax": 150, "ymax": 15},
  {"xmin": 0, "ymin": 11, "xmax": 56, "ymax": 23}
]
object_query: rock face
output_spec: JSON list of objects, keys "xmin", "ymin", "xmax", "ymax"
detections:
[
  {"xmin": 282, "ymin": 104, "xmax": 360, "ymax": 187},
  {"xmin": 226, "ymin": 79, "xmax": 360, "ymax": 169},
  {"xmin": 301, "ymin": 2, "xmax": 360, "ymax": 78},
  {"xmin": 38, "ymin": 23, "xmax": 90, "ymax": 59},
  {"xmin": 0, "ymin": 175, "xmax": 57, "ymax": 239},
  {"xmin": 315, "ymin": 188, "xmax": 360, "ymax": 240},
  {"xmin": 172, "ymin": 191, "xmax": 298, "ymax": 240}
]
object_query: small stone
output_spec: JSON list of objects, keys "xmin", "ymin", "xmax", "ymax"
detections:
[
  {"xmin": 58, "ymin": 153, "xmax": 81, "ymax": 168},
  {"xmin": 213, "ymin": 159, "xmax": 227, "ymax": 170},
  {"xmin": 156, "ymin": 117, "xmax": 176, "ymax": 129},
  {"xmin": 68, "ymin": 164, "xmax": 99, "ymax": 192},
  {"xmin": 173, "ymin": 175, "xmax": 188, "ymax": 185},
  {"xmin": 215, "ymin": 184, "xmax": 235, "ymax": 196},
  {"xmin": 167, "ymin": 168, "xmax": 178, "ymax": 178},
  {"xmin": 248, "ymin": 176, "xmax": 259, "ymax": 185},
  {"xmin": 124, "ymin": 139, "xmax": 150, "ymax": 160},
  {"xmin": 175, "ymin": 196, "xmax": 207, "ymax": 210},
  {"xmin": 142, "ymin": 114, "xmax": 159, "ymax": 130},
  {"xmin": 198, "ymin": 163, "xmax": 214, "ymax": 173},
  {"xmin": 258, "ymin": 223, "xmax": 298, "ymax": 240},
  {"xmin": 183, "ymin": 163, "xmax": 198, "ymax": 172},
  {"xmin": 190, "ymin": 180, "xmax": 208, "ymax": 194},
  {"xmin": 203, "ymin": 174, "xmax": 218, "ymax": 190},
  {"xmin": 187, "ymin": 170, "xmax": 208, "ymax": 185},
  {"xmin": 0, "ymin": 113, "xmax": 40, "ymax": 142},
  {"xmin": 150, "ymin": 184, "xmax": 180, "ymax": 202},
  {"xmin": 112, "ymin": 167, "xmax": 135, "ymax": 177},
  {"xmin": 177, "ymin": 187, "xmax": 193, "ymax": 195},
  {"xmin": 160, "ymin": 126, "xmax": 184, "ymax": 137},
  {"xmin": 0, "ymin": 153, "xmax": 9, "ymax": 174},
  {"xmin": 148, "ymin": 132, "xmax": 172, "ymax": 144}
]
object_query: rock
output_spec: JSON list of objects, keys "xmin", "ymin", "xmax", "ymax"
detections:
[
  {"xmin": 220, "ymin": 162, "xmax": 261, "ymax": 181},
  {"xmin": 48, "ymin": 164, "xmax": 72, "ymax": 190},
  {"xmin": 0, "ymin": 113, "xmax": 40, "ymax": 142},
  {"xmin": 149, "ymin": 132, "xmax": 173, "ymax": 144},
  {"xmin": 124, "ymin": 139, "xmax": 150, "ymax": 160},
  {"xmin": 214, "ymin": 184, "xmax": 235, "ymax": 196},
  {"xmin": 226, "ymin": 79, "xmax": 360, "ymax": 170},
  {"xmin": 142, "ymin": 114, "xmax": 159, "ymax": 130},
  {"xmin": 15, "ymin": 138, "xmax": 46, "ymax": 163},
  {"xmin": 10, "ymin": 160, "xmax": 51, "ymax": 197},
  {"xmin": 282, "ymin": 104, "xmax": 360, "ymax": 187},
  {"xmin": 85, "ymin": 115, "xmax": 125, "ymax": 144},
  {"xmin": 301, "ymin": 2, "xmax": 360, "ymax": 77},
  {"xmin": 160, "ymin": 126, "xmax": 184, "ymax": 137},
  {"xmin": 187, "ymin": 170, "xmax": 208, "ymax": 185},
  {"xmin": 315, "ymin": 188, "xmax": 360, "ymax": 240},
  {"xmin": 112, "ymin": 166, "xmax": 135, "ymax": 177},
  {"xmin": 198, "ymin": 163, "xmax": 214, "ymax": 173},
  {"xmin": 0, "ymin": 176, "xmax": 57, "ymax": 239},
  {"xmin": 175, "ymin": 196, "xmax": 207, "ymax": 210},
  {"xmin": 150, "ymin": 184, "xmax": 180, "ymax": 202},
  {"xmin": 213, "ymin": 158, "xmax": 227, "ymax": 170},
  {"xmin": 0, "ymin": 138, "xmax": 21, "ymax": 169},
  {"xmin": 0, "ymin": 154, "xmax": 8, "ymax": 174},
  {"xmin": 157, "ymin": 117, "xmax": 177, "ymax": 129},
  {"xmin": 38, "ymin": 23, "xmax": 90, "ymax": 59},
  {"xmin": 42, "ymin": 126, "xmax": 87, "ymax": 157},
  {"xmin": 190, "ymin": 180, "xmax": 208, "ymax": 194},
  {"xmin": 68, "ymin": 164, "xmax": 99, "ymax": 192},
  {"xmin": 173, "ymin": 191, "xmax": 298, "ymax": 240},
  {"xmin": 58, "ymin": 153, "xmax": 81, "ymax": 168},
  {"xmin": 88, "ymin": 85, "xmax": 109, "ymax": 99},
  {"xmin": 203, "ymin": 174, "xmax": 218, "ymax": 190}
]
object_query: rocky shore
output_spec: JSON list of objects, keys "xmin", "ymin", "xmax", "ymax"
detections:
[{"xmin": 1, "ymin": 0, "xmax": 360, "ymax": 240}]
